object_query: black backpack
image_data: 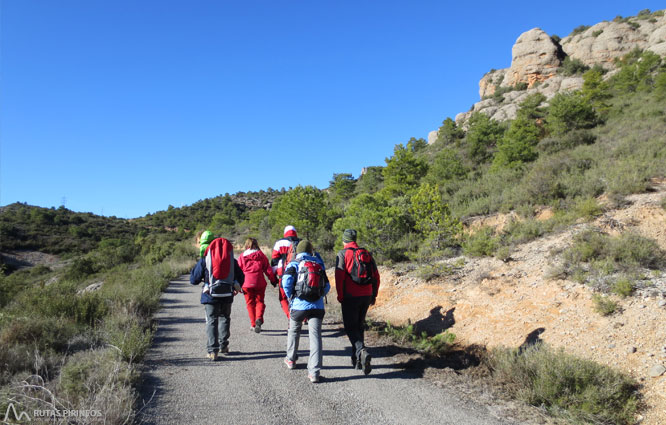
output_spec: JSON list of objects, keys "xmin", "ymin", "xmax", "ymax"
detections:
[{"xmin": 345, "ymin": 247, "xmax": 376, "ymax": 286}]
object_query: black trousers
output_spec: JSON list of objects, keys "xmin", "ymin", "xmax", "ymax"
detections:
[{"xmin": 341, "ymin": 296, "xmax": 371, "ymax": 360}]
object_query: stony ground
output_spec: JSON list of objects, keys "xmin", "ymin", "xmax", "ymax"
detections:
[{"xmin": 370, "ymin": 182, "xmax": 666, "ymax": 425}]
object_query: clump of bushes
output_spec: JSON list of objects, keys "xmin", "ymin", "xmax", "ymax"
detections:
[
  {"xmin": 558, "ymin": 56, "xmax": 590, "ymax": 76},
  {"xmin": 489, "ymin": 344, "xmax": 639, "ymax": 424},
  {"xmin": 592, "ymin": 294, "xmax": 618, "ymax": 315},
  {"xmin": 375, "ymin": 321, "xmax": 456, "ymax": 356},
  {"xmin": 463, "ymin": 227, "xmax": 500, "ymax": 257},
  {"xmin": 561, "ymin": 229, "xmax": 665, "ymax": 291}
]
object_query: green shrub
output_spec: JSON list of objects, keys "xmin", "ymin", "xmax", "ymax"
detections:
[
  {"xmin": 490, "ymin": 344, "xmax": 638, "ymax": 424},
  {"xmin": 494, "ymin": 245, "xmax": 512, "ymax": 262},
  {"xmin": 546, "ymin": 92, "xmax": 599, "ymax": 136},
  {"xmin": 466, "ymin": 112, "xmax": 505, "ymax": 164},
  {"xmin": 611, "ymin": 232, "xmax": 664, "ymax": 269},
  {"xmin": 569, "ymin": 25, "xmax": 591, "ymax": 37},
  {"xmin": 378, "ymin": 321, "xmax": 456, "ymax": 355},
  {"xmin": 592, "ymin": 294, "xmax": 618, "ymax": 316},
  {"xmin": 538, "ymin": 129, "xmax": 597, "ymax": 154},
  {"xmin": 463, "ymin": 227, "xmax": 499, "ymax": 257},
  {"xmin": 573, "ymin": 197, "xmax": 603, "ymax": 220},
  {"xmin": 563, "ymin": 230, "xmax": 608, "ymax": 264},
  {"xmin": 59, "ymin": 349, "xmax": 136, "ymax": 403},
  {"xmin": 558, "ymin": 56, "xmax": 590, "ymax": 76},
  {"xmin": 563, "ymin": 230, "xmax": 665, "ymax": 290},
  {"xmin": 502, "ymin": 218, "xmax": 546, "ymax": 245},
  {"xmin": 613, "ymin": 277, "xmax": 634, "ymax": 297},
  {"xmin": 25, "ymin": 285, "xmax": 109, "ymax": 328},
  {"xmin": 416, "ymin": 263, "xmax": 453, "ymax": 281},
  {"xmin": 57, "ymin": 348, "xmax": 137, "ymax": 423},
  {"xmin": 104, "ymin": 315, "xmax": 153, "ymax": 363},
  {"xmin": 0, "ymin": 316, "xmax": 79, "ymax": 353}
]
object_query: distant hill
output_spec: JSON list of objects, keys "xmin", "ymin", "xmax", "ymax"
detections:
[{"xmin": 0, "ymin": 202, "xmax": 139, "ymax": 255}]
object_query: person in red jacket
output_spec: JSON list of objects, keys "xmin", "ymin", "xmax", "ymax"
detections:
[
  {"xmin": 271, "ymin": 225, "xmax": 300, "ymax": 319},
  {"xmin": 239, "ymin": 238, "xmax": 278, "ymax": 333},
  {"xmin": 335, "ymin": 229, "xmax": 380, "ymax": 375}
]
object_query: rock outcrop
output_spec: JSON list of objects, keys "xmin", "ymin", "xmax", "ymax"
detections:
[
  {"xmin": 562, "ymin": 15, "xmax": 666, "ymax": 67},
  {"xmin": 427, "ymin": 9, "xmax": 666, "ymax": 139}
]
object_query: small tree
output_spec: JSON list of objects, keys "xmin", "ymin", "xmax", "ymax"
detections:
[
  {"xmin": 581, "ymin": 68, "xmax": 611, "ymax": 117},
  {"xmin": 410, "ymin": 184, "xmax": 461, "ymax": 254},
  {"xmin": 268, "ymin": 186, "xmax": 329, "ymax": 240},
  {"xmin": 425, "ymin": 147, "xmax": 467, "ymax": 184},
  {"xmin": 465, "ymin": 112, "xmax": 505, "ymax": 164},
  {"xmin": 355, "ymin": 166, "xmax": 384, "ymax": 195},
  {"xmin": 437, "ymin": 118, "xmax": 464, "ymax": 145},
  {"xmin": 332, "ymin": 193, "xmax": 411, "ymax": 262},
  {"xmin": 382, "ymin": 143, "xmax": 428, "ymax": 197},
  {"xmin": 329, "ymin": 173, "xmax": 356, "ymax": 204},
  {"xmin": 546, "ymin": 92, "xmax": 599, "ymax": 136}
]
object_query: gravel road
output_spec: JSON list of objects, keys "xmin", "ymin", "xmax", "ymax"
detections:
[{"xmin": 138, "ymin": 275, "xmax": 509, "ymax": 425}]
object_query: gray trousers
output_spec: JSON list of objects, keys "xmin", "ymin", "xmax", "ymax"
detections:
[
  {"xmin": 204, "ymin": 302, "xmax": 231, "ymax": 353},
  {"xmin": 286, "ymin": 309, "xmax": 324, "ymax": 378}
]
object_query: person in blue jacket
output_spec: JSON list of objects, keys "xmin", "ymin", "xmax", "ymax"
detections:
[
  {"xmin": 281, "ymin": 240, "xmax": 330, "ymax": 383},
  {"xmin": 190, "ymin": 246, "xmax": 244, "ymax": 361}
]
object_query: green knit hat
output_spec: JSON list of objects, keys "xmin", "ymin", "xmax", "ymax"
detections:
[
  {"xmin": 342, "ymin": 229, "xmax": 357, "ymax": 243},
  {"xmin": 199, "ymin": 230, "xmax": 215, "ymax": 257},
  {"xmin": 296, "ymin": 239, "xmax": 314, "ymax": 255}
]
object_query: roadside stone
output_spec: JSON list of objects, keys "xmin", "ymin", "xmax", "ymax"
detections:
[
  {"xmin": 78, "ymin": 281, "xmax": 103, "ymax": 294},
  {"xmin": 648, "ymin": 364, "xmax": 666, "ymax": 377},
  {"xmin": 628, "ymin": 347, "xmax": 637, "ymax": 354},
  {"xmin": 658, "ymin": 299, "xmax": 666, "ymax": 307}
]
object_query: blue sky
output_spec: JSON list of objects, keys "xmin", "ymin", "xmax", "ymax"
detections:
[{"xmin": 1, "ymin": 1, "xmax": 663, "ymax": 218}]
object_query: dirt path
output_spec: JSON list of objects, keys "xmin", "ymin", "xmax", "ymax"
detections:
[{"xmin": 138, "ymin": 276, "xmax": 512, "ymax": 425}]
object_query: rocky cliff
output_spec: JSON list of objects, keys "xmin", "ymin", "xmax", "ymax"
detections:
[{"xmin": 427, "ymin": 9, "xmax": 666, "ymax": 143}]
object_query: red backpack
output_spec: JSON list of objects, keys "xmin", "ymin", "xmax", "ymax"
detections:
[
  {"xmin": 204, "ymin": 238, "xmax": 235, "ymax": 297},
  {"xmin": 345, "ymin": 247, "xmax": 376, "ymax": 286},
  {"xmin": 292, "ymin": 259, "xmax": 326, "ymax": 302},
  {"xmin": 279, "ymin": 239, "xmax": 300, "ymax": 276}
]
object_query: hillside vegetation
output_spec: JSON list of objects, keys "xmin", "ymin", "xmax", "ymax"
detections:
[{"xmin": 0, "ymin": 206, "xmax": 194, "ymax": 423}]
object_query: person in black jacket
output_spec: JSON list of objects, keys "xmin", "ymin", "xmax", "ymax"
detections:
[{"xmin": 190, "ymin": 237, "xmax": 244, "ymax": 361}]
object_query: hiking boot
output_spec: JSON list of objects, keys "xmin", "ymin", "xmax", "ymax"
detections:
[
  {"xmin": 360, "ymin": 349, "xmax": 372, "ymax": 375},
  {"xmin": 255, "ymin": 319, "xmax": 262, "ymax": 334},
  {"xmin": 250, "ymin": 326, "xmax": 255, "ymax": 332},
  {"xmin": 220, "ymin": 346, "xmax": 229, "ymax": 355},
  {"xmin": 308, "ymin": 374, "xmax": 320, "ymax": 383},
  {"xmin": 351, "ymin": 356, "xmax": 357, "ymax": 368},
  {"xmin": 207, "ymin": 352, "xmax": 218, "ymax": 361},
  {"xmin": 284, "ymin": 357, "xmax": 295, "ymax": 370}
]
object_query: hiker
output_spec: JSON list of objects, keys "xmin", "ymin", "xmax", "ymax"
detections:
[
  {"xmin": 190, "ymin": 237, "xmax": 244, "ymax": 361},
  {"xmin": 271, "ymin": 225, "xmax": 301, "ymax": 319},
  {"xmin": 335, "ymin": 229, "xmax": 380, "ymax": 375},
  {"xmin": 281, "ymin": 240, "xmax": 330, "ymax": 383},
  {"xmin": 198, "ymin": 230, "xmax": 215, "ymax": 258},
  {"xmin": 238, "ymin": 237, "xmax": 278, "ymax": 333}
]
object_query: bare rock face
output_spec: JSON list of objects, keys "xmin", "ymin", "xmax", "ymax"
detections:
[
  {"xmin": 444, "ymin": 10, "xmax": 666, "ymax": 133},
  {"xmin": 506, "ymin": 28, "xmax": 563, "ymax": 87},
  {"xmin": 479, "ymin": 28, "xmax": 563, "ymax": 99},
  {"xmin": 562, "ymin": 15, "xmax": 666, "ymax": 67},
  {"xmin": 427, "ymin": 130, "xmax": 438, "ymax": 145}
]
